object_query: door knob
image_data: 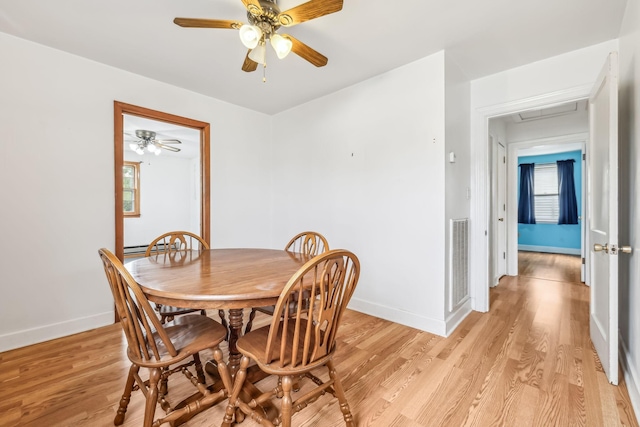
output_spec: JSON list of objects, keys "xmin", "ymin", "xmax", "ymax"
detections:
[
  {"xmin": 594, "ymin": 243, "xmax": 609, "ymax": 253},
  {"xmin": 620, "ymin": 245, "xmax": 633, "ymax": 254},
  {"xmin": 498, "ymin": 218, "xmax": 504, "ymax": 222}
]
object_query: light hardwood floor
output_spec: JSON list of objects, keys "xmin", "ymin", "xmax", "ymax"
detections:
[{"xmin": 0, "ymin": 252, "xmax": 637, "ymax": 426}]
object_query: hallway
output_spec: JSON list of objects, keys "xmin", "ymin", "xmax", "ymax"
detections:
[{"xmin": 518, "ymin": 251, "xmax": 582, "ymax": 283}]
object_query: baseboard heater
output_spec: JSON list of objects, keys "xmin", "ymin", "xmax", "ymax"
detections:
[
  {"xmin": 123, "ymin": 242, "xmax": 172, "ymax": 258},
  {"xmin": 123, "ymin": 245, "xmax": 148, "ymax": 258}
]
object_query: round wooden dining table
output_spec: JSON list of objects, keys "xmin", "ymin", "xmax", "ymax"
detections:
[{"xmin": 126, "ymin": 248, "xmax": 312, "ymax": 371}]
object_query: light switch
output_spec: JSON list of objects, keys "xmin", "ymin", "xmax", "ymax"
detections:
[{"xmin": 449, "ymin": 151, "xmax": 456, "ymax": 163}]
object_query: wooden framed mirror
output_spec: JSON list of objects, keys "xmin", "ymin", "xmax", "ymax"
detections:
[{"xmin": 113, "ymin": 101, "xmax": 210, "ymax": 261}]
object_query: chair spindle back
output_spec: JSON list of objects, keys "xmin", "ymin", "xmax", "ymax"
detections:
[
  {"xmin": 145, "ymin": 231, "xmax": 209, "ymax": 257},
  {"xmin": 264, "ymin": 249, "xmax": 359, "ymax": 369},
  {"xmin": 99, "ymin": 248, "xmax": 178, "ymax": 361},
  {"xmin": 284, "ymin": 231, "xmax": 329, "ymax": 256}
]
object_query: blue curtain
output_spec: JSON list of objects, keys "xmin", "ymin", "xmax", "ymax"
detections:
[
  {"xmin": 557, "ymin": 159, "xmax": 579, "ymax": 224},
  {"xmin": 518, "ymin": 163, "xmax": 536, "ymax": 224}
]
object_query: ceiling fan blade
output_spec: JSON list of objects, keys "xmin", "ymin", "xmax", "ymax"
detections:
[
  {"xmin": 242, "ymin": 51, "xmax": 258, "ymax": 72},
  {"xmin": 156, "ymin": 143, "xmax": 181, "ymax": 152},
  {"xmin": 173, "ymin": 18, "xmax": 242, "ymax": 29},
  {"xmin": 240, "ymin": 0, "xmax": 263, "ymax": 16},
  {"xmin": 286, "ymin": 35, "xmax": 328, "ymax": 67},
  {"xmin": 277, "ymin": 0, "xmax": 343, "ymax": 26},
  {"xmin": 155, "ymin": 139, "xmax": 182, "ymax": 144}
]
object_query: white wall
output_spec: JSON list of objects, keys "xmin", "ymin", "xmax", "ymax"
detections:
[
  {"xmin": 0, "ymin": 33, "xmax": 273, "ymax": 352},
  {"xmin": 618, "ymin": 0, "xmax": 640, "ymax": 414},
  {"xmin": 444, "ymin": 53, "xmax": 472, "ymax": 331},
  {"xmin": 271, "ymin": 52, "xmax": 449, "ymax": 334},
  {"xmin": 123, "ymin": 152, "xmax": 196, "ymax": 247}
]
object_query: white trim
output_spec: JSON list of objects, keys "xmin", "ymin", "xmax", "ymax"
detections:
[
  {"xmin": 620, "ymin": 334, "xmax": 640, "ymax": 419},
  {"xmin": 445, "ymin": 299, "xmax": 472, "ymax": 336},
  {"xmin": 518, "ymin": 245, "xmax": 581, "ymax": 255},
  {"xmin": 0, "ymin": 311, "xmax": 114, "ymax": 353},
  {"xmin": 509, "ymin": 134, "xmax": 588, "ymax": 152},
  {"xmin": 348, "ymin": 298, "xmax": 447, "ymax": 337},
  {"xmin": 471, "ymin": 85, "xmax": 593, "ymax": 313}
]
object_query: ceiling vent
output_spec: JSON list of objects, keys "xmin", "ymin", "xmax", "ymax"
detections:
[{"xmin": 512, "ymin": 100, "xmax": 586, "ymax": 123}]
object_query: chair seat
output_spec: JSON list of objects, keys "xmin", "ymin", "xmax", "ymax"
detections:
[
  {"xmin": 237, "ymin": 319, "xmax": 329, "ymax": 376},
  {"xmin": 128, "ymin": 314, "xmax": 227, "ymax": 367}
]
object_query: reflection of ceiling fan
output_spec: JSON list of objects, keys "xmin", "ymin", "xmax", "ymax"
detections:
[
  {"xmin": 173, "ymin": 0, "xmax": 343, "ymax": 75},
  {"xmin": 126, "ymin": 130, "xmax": 182, "ymax": 155}
]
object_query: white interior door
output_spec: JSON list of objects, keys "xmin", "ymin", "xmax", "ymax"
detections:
[
  {"xmin": 581, "ymin": 148, "xmax": 587, "ymax": 284},
  {"xmin": 497, "ymin": 142, "xmax": 507, "ymax": 278},
  {"xmin": 588, "ymin": 52, "xmax": 619, "ymax": 385}
]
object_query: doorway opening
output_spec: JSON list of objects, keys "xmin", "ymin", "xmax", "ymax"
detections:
[
  {"xmin": 487, "ymin": 99, "xmax": 588, "ymax": 286},
  {"xmin": 113, "ymin": 102, "xmax": 211, "ymax": 262}
]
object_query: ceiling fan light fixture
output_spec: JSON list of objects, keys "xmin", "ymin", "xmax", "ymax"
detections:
[
  {"xmin": 129, "ymin": 143, "xmax": 139, "ymax": 151},
  {"xmin": 135, "ymin": 147, "xmax": 145, "ymax": 155},
  {"xmin": 239, "ymin": 24, "xmax": 263, "ymax": 49},
  {"xmin": 270, "ymin": 34, "xmax": 292, "ymax": 59},
  {"xmin": 248, "ymin": 42, "xmax": 267, "ymax": 65}
]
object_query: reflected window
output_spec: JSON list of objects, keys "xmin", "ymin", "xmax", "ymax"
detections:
[{"xmin": 123, "ymin": 161, "xmax": 140, "ymax": 217}]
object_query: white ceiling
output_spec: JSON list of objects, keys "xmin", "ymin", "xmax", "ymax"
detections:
[{"xmin": 0, "ymin": 0, "xmax": 627, "ymax": 115}]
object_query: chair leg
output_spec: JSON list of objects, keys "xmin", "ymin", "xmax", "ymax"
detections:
[
  {"xmin": 212, "ymin": 347, "xmax": 233, "ymax": 392},
  {"xmin": 193, "ymin": 352, "xmax": 206, "ymax": 385},
  {"xmin": 245, "ymin": 308, "xmax": 257, "ymax": 334},
  {"xmin": 114, "ymin": 363, "xmax": 139, "ymax": 425},
  {"xmin": 143, "ymin": 368, "xmax": 161, "ymax": 427},
  {"xmin": 218, "ymin": 309, "xmax": 229, "ymax": 340},
  {"xmin": 280, "ymin": 376, "xmax": 293, "ymax": 427},
  {"xmin": 159, "ymin": 367, "xmax": 169, "ymax": 396},
  {"xmin": 222, "ymin": 356, "xmax": 250, "ymax": 427},
  {"xmin": 327, "ymin": 360, "xmax": 354, "ymax": 427}
]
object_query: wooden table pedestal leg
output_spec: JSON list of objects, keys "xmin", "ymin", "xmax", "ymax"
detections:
[
  {"xmin": 227, "ymin": 308, "xmax": 244, "ymax": 375},
  {"xmin": 206, "ymin": 308, "xmax": 245, "ymax": 377}
]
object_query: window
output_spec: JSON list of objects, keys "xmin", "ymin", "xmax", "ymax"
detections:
[
  {"xmin": 123, "ymin": 161, "xmax": 140, "ymax": 217},
  {"xmin": 534, "ymin": 163, "xmax": 558, "ymax": 223}
]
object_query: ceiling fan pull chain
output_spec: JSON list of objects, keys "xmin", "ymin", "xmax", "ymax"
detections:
[{"xmin": 263, "ymin": 63, "xmax": 267, "ymax": 83}]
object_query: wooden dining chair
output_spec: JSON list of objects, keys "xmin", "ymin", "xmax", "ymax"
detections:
[
  {"xmin": 244, "ymin": 231, "xmax": 329, "ymax": 334},
  {"xmin": 98, "ymin": 248, "xmax": 231, "ymax": 427},
  {"xmin": 145, "ymin": 231, "xmax": 211, "ymax": 324},
  {"xmin": 219, "ymin": 249, "xmax": 360, "ymax": 427}
]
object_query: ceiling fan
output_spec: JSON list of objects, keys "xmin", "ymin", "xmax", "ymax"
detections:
[
  {"xmin": 173, "ymin": 0, "xmax": 343, "ymax": 74},
  {"xmin": 126, "ymin": 130, "xmax": 182, "ymax": 156}
]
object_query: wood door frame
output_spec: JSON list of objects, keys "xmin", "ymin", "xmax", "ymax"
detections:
[{"xmin": 113, "ymin": 101, "xmax": 211, "ymax": 261}]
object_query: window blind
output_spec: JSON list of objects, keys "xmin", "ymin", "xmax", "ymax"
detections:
[{"xmin": 534, "ymin": 163, "xmax": 559, "ymax": 223}]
